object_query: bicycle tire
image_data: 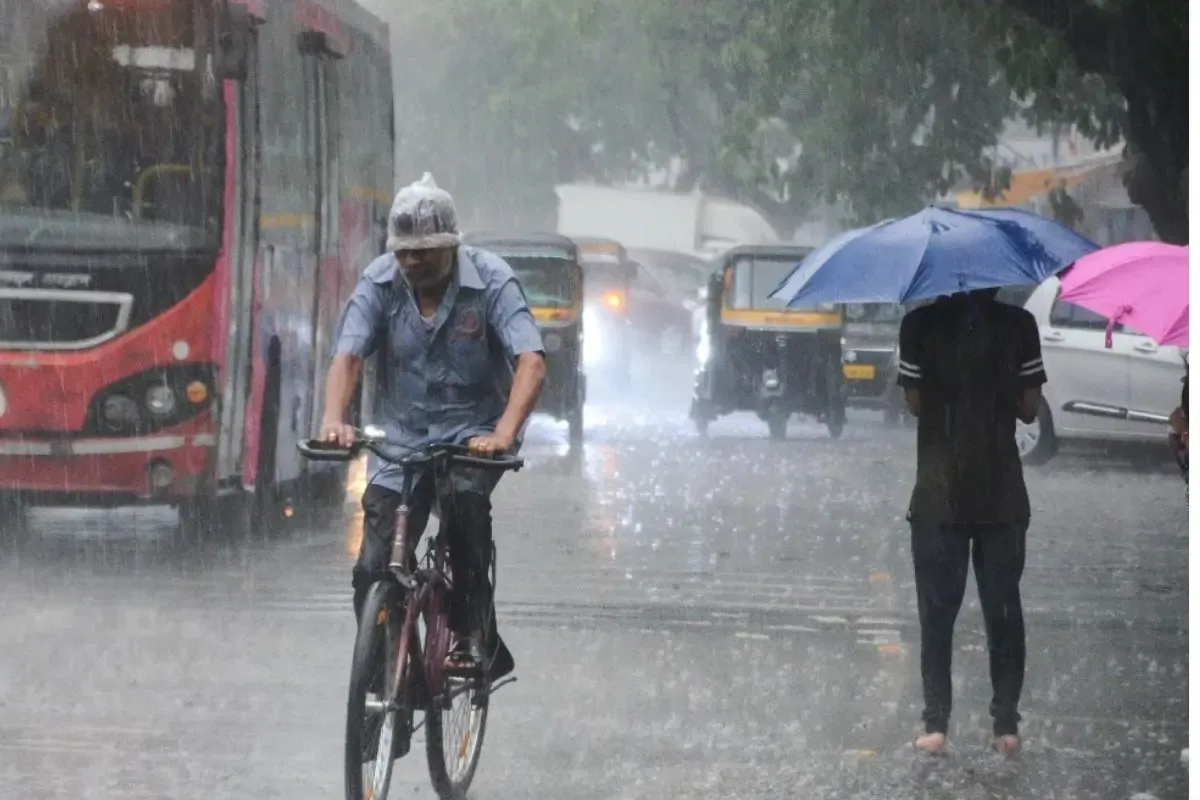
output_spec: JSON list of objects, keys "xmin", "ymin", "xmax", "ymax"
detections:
[
  {"xmin": 345, "ymin": 581, "xmax": 409, "ymax": 800},
  {"xmin": 424, "ymin": 582, "xmax": 489, "ymax": 799}
]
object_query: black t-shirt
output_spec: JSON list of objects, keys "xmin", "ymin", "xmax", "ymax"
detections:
[{"xmin": 897, "ymin": 298, "xmax": 1047, "ymax": 523}]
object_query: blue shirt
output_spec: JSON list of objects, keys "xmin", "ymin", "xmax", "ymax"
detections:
[{"xmin": 332, "ymin": 246, "xmax": 544, "ymax": 490}]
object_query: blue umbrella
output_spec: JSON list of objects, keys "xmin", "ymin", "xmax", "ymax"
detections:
[{"xmin": 769, "ymin": 206, "xmax": 1100, "ymax": 307}]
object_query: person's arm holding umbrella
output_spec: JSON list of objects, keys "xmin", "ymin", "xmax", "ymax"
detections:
[
  {"xmin": 1015, "ymin": 312, "xmax": 1045, "ymax": 424},
  {"xmin": 896, "ymin": 310, "xmax": 923, "ymax": 416}
]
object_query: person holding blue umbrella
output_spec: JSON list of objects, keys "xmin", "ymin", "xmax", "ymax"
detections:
[
  {"xmin": 770, "ymin": 207, "xmax": 1098, "ymax": 758},
  {"xmin": 899, "ymin": 287, "xmax": 1046, "ymax": 757}
]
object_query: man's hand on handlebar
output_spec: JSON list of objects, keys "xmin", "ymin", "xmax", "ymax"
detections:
[
  {"xmin": 467, "ymin": 431, "xmax": 515, "ymax": 458},
  {"xmin": 320, "ymin": 419, "xmax": 357, "ymax": 448}
]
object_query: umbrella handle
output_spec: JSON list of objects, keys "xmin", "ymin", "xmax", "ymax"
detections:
[{"xmin": 1104, "ymin": 305, "xmax": 1133, "ymax": 349}]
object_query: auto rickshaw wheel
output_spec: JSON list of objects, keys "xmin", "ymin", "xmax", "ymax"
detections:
[
  {"xmin": 826, "ymin": 412, "xmax": 846, "ymax": 439},
  {"xmin": 767, "ymin": 413, "xmax": 788, "ymax": 440},
  {"xmin": 694, "ymin": 416, "xmax": 710, "ymax": 437}
]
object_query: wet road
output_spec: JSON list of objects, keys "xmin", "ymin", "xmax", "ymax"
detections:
[{"xmin": 0, "ymin": 374, "xmax": 1188, "ymax": 799}]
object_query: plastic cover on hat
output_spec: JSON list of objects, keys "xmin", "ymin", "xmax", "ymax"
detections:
[{"xmin": 386, "ymin": 172, "xmax": 461, "ymax": 251}]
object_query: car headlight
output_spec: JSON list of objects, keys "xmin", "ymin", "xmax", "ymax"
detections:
[
  {"xmin": 145, "ymin": 385, "xmax": 177, "ymax": 416},
  {"xmin": 843, "ymin": 350, "xmax": 857, "ymax": 363}
]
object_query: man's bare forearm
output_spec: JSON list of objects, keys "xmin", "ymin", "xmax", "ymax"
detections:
[
  {"xmin": 1016, "ymin": 388, "xmax": 1041, "ymax": 424},
  {"xmin": 904, "ymin": 388, "xmax": 921, "ymax": 418},
  {"xmin": 495, "ymin": 353, "xmax": 546, "ymax": 441},
  {"xmin": 322, "ymin": 353, "xmax": 363, "ymax": 425}
]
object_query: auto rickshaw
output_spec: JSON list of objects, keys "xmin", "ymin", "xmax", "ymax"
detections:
[
  {"xmin": 691, "ymin": 245, "xmax": 847, "ymax": 439},
  {"xmin": 841, "ymin": 302, "xmax": 906, "ymax": 425},
  {"xmin": 463, "ymin": 232, "xmax": 586, "ymax": 442},
  {"xmin": 572, "ymin": 237, "xmax": 636, "ymax": 388}
]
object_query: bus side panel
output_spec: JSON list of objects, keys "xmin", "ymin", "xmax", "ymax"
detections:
[
  {"xmin": 271, "ymin": 246, "xmax": 316, "ymax": 487},
  {"xmin": 240, "ymin": 246, "xmax": 268, "ymax": 489},
  {"xmin": 241, "ymin": 0, "xmax": 322, "ymax": 492}
]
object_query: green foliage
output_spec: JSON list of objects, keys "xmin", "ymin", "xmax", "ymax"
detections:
[
  {"xmin": 387, "ymin": 0, "xmax": 674, "ymax": 228},
  {"xmin": 384, "ymin": 0, "xmax": 1186, "ymax": 240}
]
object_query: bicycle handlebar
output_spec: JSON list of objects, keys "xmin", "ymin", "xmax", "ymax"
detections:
[{"xmin": 296, "ymin": 431, "xmax": 523, "ymax": 472}]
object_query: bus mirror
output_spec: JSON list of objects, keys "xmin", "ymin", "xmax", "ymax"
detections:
[{"xmin": 215, "ymin": 2, "xmax": 251, "ymax": 81}]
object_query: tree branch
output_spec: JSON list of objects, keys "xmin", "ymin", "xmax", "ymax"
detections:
[{"xmin": 993, "ymin": 0, "xmax": 1120, "ymax": 77}]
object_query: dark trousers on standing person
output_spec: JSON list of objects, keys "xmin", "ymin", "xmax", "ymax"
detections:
[
  {"xmin": 910, "ymin": 521, "xmax": 1027, "ymax": 737},
  {"xmin": 354, "ymin": 470, "xmax": 507, "ymax": 667}
]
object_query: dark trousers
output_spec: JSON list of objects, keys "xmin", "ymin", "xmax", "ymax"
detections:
[
  {"xmin": 910, "ymin": 521, "xmax": 1027, "ymax": 736},
  {"xmin": 354, "ymin": 468, "xmax": 501, "ymax": 636}
]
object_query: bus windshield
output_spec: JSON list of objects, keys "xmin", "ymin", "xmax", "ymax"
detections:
[
  {"xmin": 0, "ymin": 0, "xmax": 223, "ymax": 248},
  {"xmin": 507, "ymin": 256, "xmax": 574, "ymax": 308}
]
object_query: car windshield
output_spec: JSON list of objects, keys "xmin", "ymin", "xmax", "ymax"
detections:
[
  {"xmin": 726, "ymin": 256, "xmax": 806, "ymax": 310},
  {"xmin": 0, "ymin": 0, "xmax": 223, "ymax": 247},
  {"xmin": 505, "ymin": 256, "xmax": 574, "ymax": 308}
]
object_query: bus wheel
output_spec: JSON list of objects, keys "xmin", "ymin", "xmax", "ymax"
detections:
[
  {"xmin": 176, "ymin": 491, "xmax": 258, "ymax": 548},
  {"xmin": 0, "ymin": 494, "xmax": 31, "ymax": 547},
  {"xmin": 176, "ymin": 498, "xmax": 218, "ymax": 548}
]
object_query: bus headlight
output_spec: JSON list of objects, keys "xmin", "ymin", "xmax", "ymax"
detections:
[
  {"xmin": 87, "ymin": 365, "xmax": 216, "ymax": 435},
  {"xmin": 102, "ymin": 394, "xmax": 141, "ymax": 428},
  {"xmin": 145, "ymin": 385, "xmax": 177, "ymax": 416}
]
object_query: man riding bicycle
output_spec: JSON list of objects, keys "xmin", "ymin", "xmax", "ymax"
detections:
[{"xmin": 320, "ymin": 173, "xmax": 546, "ymax": 672}]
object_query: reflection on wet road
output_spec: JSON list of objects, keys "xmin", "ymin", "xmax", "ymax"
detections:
[{"xmin": 0, "ymin": 376, "xmax": 1188, "ymax": 799}]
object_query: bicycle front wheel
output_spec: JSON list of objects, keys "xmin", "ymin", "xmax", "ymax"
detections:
[
  {"xmin": 345, "ymin": 581, "xmax": 409, "ymax": 800},
  {"xmin": 424, "ymin": 585, "xmax": 489, "ymax": 799}
]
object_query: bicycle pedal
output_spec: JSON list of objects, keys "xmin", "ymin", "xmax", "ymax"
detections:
[{"xmin": 391, "ymin": 715, "xmax": 413, "ymax": 759}]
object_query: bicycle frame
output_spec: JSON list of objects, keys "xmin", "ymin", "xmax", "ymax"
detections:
[{"xmin": 384, "ymin": 454, "xmax": 491, "ymax": 716}]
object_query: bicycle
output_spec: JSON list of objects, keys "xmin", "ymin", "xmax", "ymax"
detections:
[{"xmin": 297, "ymin": 426, "xmax": 523, "ymax": 800}]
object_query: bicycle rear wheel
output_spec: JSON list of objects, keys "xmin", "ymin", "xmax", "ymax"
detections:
[
  {"xmin": 424, "ymin": 583, "xmax": 489, "ymax": 799},
  {"xmin": 345, "ymin": 581, "xmax": 412, "ymax": 800}
]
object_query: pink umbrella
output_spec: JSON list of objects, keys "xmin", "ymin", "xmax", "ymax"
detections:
[{"xmin": 1057, "ymin": 241, "xmax": 1189, "ymax": 349}]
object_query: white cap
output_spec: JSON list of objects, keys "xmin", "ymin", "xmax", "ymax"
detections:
[{"xmin": 386, "ymin": 172, "xmax": 461, "ymax": 251}]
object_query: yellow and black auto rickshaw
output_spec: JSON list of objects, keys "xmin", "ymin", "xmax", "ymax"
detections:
[
  {"xmin": 463, "ymin": 232, "xmax": 586, "ymax": 442},
  {"xmin": 572, "ymin": 237, "xmax": 636, "ymax": 388},
  {"xmin": 691, "ymin": 245, "xmax": 847, "ymax": 439}
]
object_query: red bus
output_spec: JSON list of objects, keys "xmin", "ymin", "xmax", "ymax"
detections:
[{"xmin": 0, "ymin": 0, "xmax": 393, "ymax": 540}]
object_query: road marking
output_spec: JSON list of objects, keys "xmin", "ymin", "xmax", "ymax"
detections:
[{"xmin": 764, "ymin": 624, "xmax": 819, "ymax": 633}]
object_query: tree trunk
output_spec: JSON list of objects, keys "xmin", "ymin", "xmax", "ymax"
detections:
[
  {"xmin": 996, "ymin": 0, "xmax": 1187, "ymax": 244},
  {"xmin": 1124, "ymin": 147, "xmax": 1188, "ymax": 245}
]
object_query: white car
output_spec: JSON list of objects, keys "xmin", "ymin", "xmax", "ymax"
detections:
[{"xmin": 1016, "ymin": 276, "xmax": 1186, "ymax": 464}]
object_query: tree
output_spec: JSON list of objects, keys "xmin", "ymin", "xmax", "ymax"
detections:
[
  {"xmin": 991, "ymin": 0, "xmax": 1187, "ymax": 243},
  {"xmin": 665, "ymin": 0, "xmax": 1186, "ymax": 242},
  {"xmin": 384, "ymin": 0, "xmax": 678, "ymax": 228},
  {"xmin": 378, "ymin": 0, "xmax": 1186, "ymax": 243}
]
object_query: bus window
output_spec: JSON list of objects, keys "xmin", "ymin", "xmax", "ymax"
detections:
[{"xmin": 0, "ymin": 0, "xmax": 223, "ymax": 245}]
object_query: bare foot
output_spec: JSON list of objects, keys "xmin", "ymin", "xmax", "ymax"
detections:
[
  {"xmin": 994, "ymin": 734, "xmax": 1021, "ymax": 756},
  {"xmin": 914, "ymin": 732, "xmax": 946, "ymax": 755}
]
